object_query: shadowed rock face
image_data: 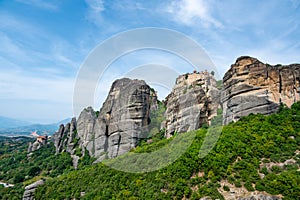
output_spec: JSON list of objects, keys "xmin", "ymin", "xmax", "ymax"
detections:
[
  {"xmin": 52, "ymin": 117, "xmax": 77, "ymax": 154},
  {"xmin": 222, "ymin": 56, "xmax": 300, "ymax": 125},
  {"xmin": 52, "ymin": 118, "xmax": 79, "ymax": 168},
  {"xmin": 77, "ymin": 78, "xmax": 152, "ymax": 162},
  {"xmin": 163, "ymin": 71, "xmax": 221, "ymax": 138}
]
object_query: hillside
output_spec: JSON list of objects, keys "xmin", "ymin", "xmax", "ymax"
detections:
[
  {"xmin": 27, "ymin": 102, "xmax": 299, "ymax": 200},
  {"xmin": 0, "ymin": 57, "xmax": 299, "ymax": 200},
  {"xmin": 0, "ymin": 136, "xmax": 94, "ymax": 199}
]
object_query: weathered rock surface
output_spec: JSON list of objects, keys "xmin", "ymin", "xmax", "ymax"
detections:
[
  {"xmin": 219, "ymin": 180, "xmax": 282, "ymax": 200},
  {"xmin": 222, "ymin": 56, "xmax": 300, "ymax": 125},
  {"xmin": 77, "ymin": 78, "xmax": 152, "ymax": 162},
  {"xmin": 52, "ymin": 118, "xmax": 79, "ymax": 168},
  {"xmin": 238, "ymin": 194, "xmax": 281, "ymax": 200},
  {"xmin": 52, "ymin": 117, "xmax": 77, "ymax": 154},
  {"xmin": 22, "ymin": 180, "xmax": 44, "ymax": 200},
  {"xmin": 28, "ymin": 136, "xmax": 48, "ymax": 153},
  {"xmin": 163, "ymin": 71, "xmax": 221, "ymax": 138}
]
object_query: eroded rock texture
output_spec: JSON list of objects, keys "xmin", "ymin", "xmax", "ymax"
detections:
[
  {"xmin": 52, "ymin": 118, "xmax": 79, "ymax": 168},
  {"xmin": 222, "ymin": 56, "xmax": 300, "ymax": 125},
  {"xmin": 52, "ymin": 117, "xmax": 77, "ymax": 154},
  {"xmin": 238, "ymin": 194, "xmax": 281, "ymax": 200},
  {"xmin": 163, "ymin": 71, "xmax": 221, "ymax": 138},
  {"xmin": 77, "ymin": 78, "xmax": 152, "ymax": 162},
  {"xmin": 22, "ymin": 180, "xmax": 44, "ymax": 200}
]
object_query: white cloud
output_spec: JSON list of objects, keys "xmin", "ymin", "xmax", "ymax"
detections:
[
  {"xmin": 84, "ymin": 0, "xmax": 106, "ymax": 27},
  {"xmin": 85, "ymin": 0, "xmax": 105, "ymax": 13},
  {"xmin": 166, "ymin": 0, "xmax": 223, "ymax": 28}
]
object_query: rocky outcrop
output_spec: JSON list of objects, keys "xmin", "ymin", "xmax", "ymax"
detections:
[
  {"xmin": 52, "ymin": 117, "xmax": 77, "ymax": 154},
  {"xmin": 163, "ymin": 71, "xmax": 221, "ymax": 138},
  {"xmin": 79, "ymin": 78, "xmax": 151, "ymax": 162},
  {"xmin": 22, "ymin": 180, "xmax": 44, "ymax": 200},
  {"xmin": 219, "ymin": 180, "xmax": 282, "ymax": 200},
  {"xmin": 238, "ymin": 194, "xmax": 281, "ymax": 200},
  {"xmin": 52, "ymin": 118, "xmax": 79, "ymax": 168},
  {"xmin": 28, "ymin": 135, "xmax": 48, "ymax": 153},
  {"xmin": 76, "ymin": 107, "xmax": 97, "ymax": 153},
  {"xmin": 222, "ymin": 56, "xmax": 300, "ymax": 125}
]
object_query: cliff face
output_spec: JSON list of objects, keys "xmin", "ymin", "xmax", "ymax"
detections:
[
  {"xmin": 51, "ymin": 118, "xmax": 80, "ymax": 168},
  {"xmin": 222, "ymin": 56, "xmax": 300, "ymax": 125},
  {"xmin": 77, "ymin": 78, "xmax": 150, "ymax": 161},
  {"xmin": 163, "ymin": 71, "xmax": 221, "ymax": 138},
  {"xmin": 52, "ymin": 117, "xmax": 77, "ymax": 154},
  {"xmin": 52, "ymin": 78, "xmax": 154, "ymax": 163}
]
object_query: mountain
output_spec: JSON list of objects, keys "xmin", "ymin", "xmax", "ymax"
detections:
[
  {"xmin": 48, "ymin": 57, "xmax": 300, "ymax": 167},
  {"xmin": 52, "ymin": 78, "xmax": 157, "ymax": 164},
  {"xmin": 0, "ymin": 118, "xmax": 71, "ymax": 135},
  {"xmin": 31, "ymin": 102, "xmax": 300, "ymax": 199},
  {"xmin": 0, "ymin": 56, "xmax": 299, "ymax": 200},
  {"xmin": 0, "ymin": 116, "xmax": 31, "ymax": 130}
]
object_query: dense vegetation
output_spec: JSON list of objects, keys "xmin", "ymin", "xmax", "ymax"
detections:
[
  {"xmin": 32, "ymin": 102, "xmax": 300, "ymax": 199},
  {"xmin": 0, "ymin": 136, "xmax": 94, "ymax": 199}
]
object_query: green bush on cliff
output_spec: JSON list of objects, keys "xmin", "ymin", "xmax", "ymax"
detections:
[{"xmin": 33, "ymin": 101, "xmax": 300, "ymax": 200}]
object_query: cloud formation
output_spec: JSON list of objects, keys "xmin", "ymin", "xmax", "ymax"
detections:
[{"xmin": 166, "ymin": 0, "xmax": 223, "ymax": 28}]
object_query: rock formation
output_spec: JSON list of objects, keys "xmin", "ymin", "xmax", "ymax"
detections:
[
  {"xmin": 53, "ymin": 78, "xmax": 153, "ymax": 163},
  {"xmin": 52, "ymin": 117, "xmax": 77, "ymax": 154},
  {"xmin": 52, "ymin": 118, "xmax": 79, "ymax": 168},
  {"xmin": 28, "ymin": 135, "xmax": 48, "ymax": 153},
  {"xmin": 222, "ymin": 56, "xmax": 300, "ymax": 125},
  {"xmin": 163, "ymin": 71, "xmax": 221, "ymax": 138},
  {"xmin": 22, "ymin": 180, "xmax": 44, "ymax": 200},
  {"xmin": 80, "ymin": 78, "xmax": 152, "ymax": 162},
  {"xmin": 238, "ymin": 194, "xmax": 281, "ymax": 200}
]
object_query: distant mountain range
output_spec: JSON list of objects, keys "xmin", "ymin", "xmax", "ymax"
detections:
[
  {"xmin": 0, "ymin": 116, "xmax": 31, "ymax": 129},
  {"xmin": 0, "ymin": 116, "xmax": 71, "ymax": 136}
]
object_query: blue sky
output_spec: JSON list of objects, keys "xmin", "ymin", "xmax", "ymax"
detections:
[{"xmin": 1, "ymin": 0, "xmax": 300, "ymax": 123}]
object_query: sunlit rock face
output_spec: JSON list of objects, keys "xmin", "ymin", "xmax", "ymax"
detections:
[
  {"xmin": 163, "ymin": 71, "xmax": 221, "ymax": 138},
  {"xmin": 76, "ymin": 78, "xmax": 152, "ymax": 162},
  {"xmin": 222, "ymin": 56, "xmax": 300, "ymax": 125}
]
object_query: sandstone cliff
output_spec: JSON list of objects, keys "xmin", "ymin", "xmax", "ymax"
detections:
[
  {"xmin": 222, "ymin": 56, "xmax": 300, "ymax": 125},
  {"xmin": 163, "ymin": 71, "xmax": 221, "ymax": 138}
]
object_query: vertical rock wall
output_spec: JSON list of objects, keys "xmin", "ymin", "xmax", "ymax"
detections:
[
  {"xmin": 76, "ymin": 78, "xmax": 152, "ymax": 162},
  {"xmin": 163, "ymin": 71, "xmax": 221, "ymax": 138},
  {"xmin": 222, "ymin": 56, "xmax": 300, "ymax": 125}
]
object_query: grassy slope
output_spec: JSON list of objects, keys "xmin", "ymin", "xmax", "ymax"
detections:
[{"xmin": 34, "ymin": 102, "xmax": 300, "ymax": 200}]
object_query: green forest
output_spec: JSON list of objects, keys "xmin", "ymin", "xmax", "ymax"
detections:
[{"xmin": 1, "ymin": 102, "xmax": 300, "ymax": 199}]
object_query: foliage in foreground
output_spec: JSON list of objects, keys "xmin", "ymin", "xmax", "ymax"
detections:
[
  {"xmin": 34, "ymin": 102, "xmax": 300, "ymax": 200},
  {"xmin": 0, "ymin": 136, "xmax": 94, "ymax": 199}
]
